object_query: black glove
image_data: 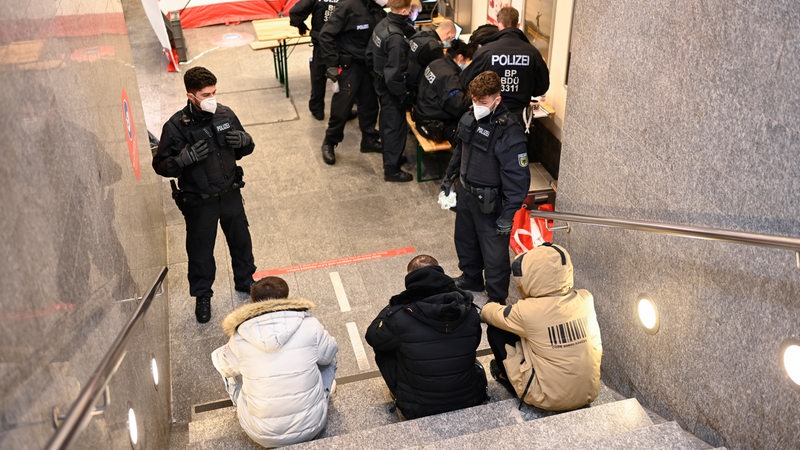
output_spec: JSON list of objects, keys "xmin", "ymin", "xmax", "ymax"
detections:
[
  {"xmin": 176, "ymin": 140, "xmax": 209, "ymax": 167},
  {"xmin": 496, "ymin": 217, "xmax": 513, "ymax": 236},
  {"xmin": 225, "ymin": 130, "xmax": 252, "ymax": 149},
  {"xmin": 295, "ymin": 23, "xmax": 309, "ymax": 35},
  {"xmin": 440, "ymin": 172, "xmax": 457, "ymax": 195},
  {"xmin": 326, "ymin": 67, "xmax": 339, "ymax": 82}
]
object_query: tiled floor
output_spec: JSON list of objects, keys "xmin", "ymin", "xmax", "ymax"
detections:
[{"xmin": 123, "ymin": 1, "xmax": 526, "ymax": 426}]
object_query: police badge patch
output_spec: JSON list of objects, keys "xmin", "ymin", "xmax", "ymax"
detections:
[{"xmin": 517, "ymin": 153, "xmax": 529, "ymax": 167}]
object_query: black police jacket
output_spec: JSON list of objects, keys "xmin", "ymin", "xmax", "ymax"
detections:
[
  {"xmin": 153, "ymin": 101, "xmax": 254, "ymax": 194},
  {"xmin": 415, "ymin": 55, "xmax": 469, "ymax": 121},
  {"xmin": 460, "ymin": 27, "xmax": 550, "ymax": 112},
  {"xmin": 407, "ymin": 29, "xmax": 443, "ymax": 90},
  {"xmin": 317, "ymin": 0, "xmax": 386, "ymax": 67},
  {"xmin": 364, "ymin": 265, "xmax": 487, "ymax": 419},
  {"xmin": 289, "ymin": 0, "xmax": 340, "ymax": 42},
  {"xmin": 453, "ymin": 103, "xmax": 530, "ymax": 221},
  {"xmin": 366, "ymin": 12, "xmax": 415, "ymax": 98}
]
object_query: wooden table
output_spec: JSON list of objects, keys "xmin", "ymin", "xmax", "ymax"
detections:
[{"xmin": 251, "ymin": 17, "xmax": 310, "ymax": 98}]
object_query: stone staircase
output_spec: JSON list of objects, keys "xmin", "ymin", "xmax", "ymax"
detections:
[{"xmin": 172, "ymin": 363, "xmax": 718, "ymax": 450}]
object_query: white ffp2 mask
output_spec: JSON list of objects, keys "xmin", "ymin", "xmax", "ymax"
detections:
[{"xmin": 200, "ymin": 97, "xmax": 217, "ymax": 114}]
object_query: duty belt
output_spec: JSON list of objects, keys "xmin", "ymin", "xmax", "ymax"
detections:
[{"xmin": 460, "ymin": 177, "xmax": 498, "ymax": 197}]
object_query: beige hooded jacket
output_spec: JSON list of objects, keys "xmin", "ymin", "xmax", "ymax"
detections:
[{"xmin": 481, "ymin": 244, "xmax": 602, "ymax": 411}]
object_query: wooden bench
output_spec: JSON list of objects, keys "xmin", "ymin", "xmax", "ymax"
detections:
[
  {"xmin": 405, "ymin": 111, "xmax": 452, "ymax": 182},
  {"xmin": 250, "ymin": 18, "xmax": 312, "ymax": 97}
]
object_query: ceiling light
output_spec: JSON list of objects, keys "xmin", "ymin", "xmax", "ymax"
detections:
[
  {"xmin": 128, "ymin": 408, "xmax": 139, "ymax": 446},
  {"xmin": 781, "ymin": 339, "xmax": 800, "ymax": 390},
  {"xmin": 151, "ymin": 357, "xmax": 159, "ymax": 388}
]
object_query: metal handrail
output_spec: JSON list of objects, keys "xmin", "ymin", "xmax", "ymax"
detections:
[
  {"xmin": 529, "ymin": 210, "xmax": 800, "ymax": 251},
  {"xmin": 46, "ymin": 266, "xmax": 168, "ymax": 450}
]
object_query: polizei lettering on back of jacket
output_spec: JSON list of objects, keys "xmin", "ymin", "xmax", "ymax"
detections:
[{"xmin": 490, "ymin": 54, "xmax": 530, "ymax": 66}]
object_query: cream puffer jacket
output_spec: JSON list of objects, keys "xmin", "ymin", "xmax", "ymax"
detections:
[
  {"xmin": 481, "ymin": 244, "xmax": 602, "ymax": 411},
  {"xmin": 212, "ymin": 298, "xmax": 338, "ymax": 447}
]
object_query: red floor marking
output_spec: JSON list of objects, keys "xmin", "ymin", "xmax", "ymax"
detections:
[{"xmin": 254, "ymin": 246, "xmax": 416, "ymax": 278}]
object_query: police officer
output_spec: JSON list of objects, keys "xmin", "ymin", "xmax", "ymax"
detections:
[
  {"xmin": 153, "ymin": 67, "xmax": 257, "ymax": 323},
  {"xmin": 317, "ymin": 0, "xmax": 386, "ymax": 165},
  {"xmin": 443, "ymin": 71, "xmax": 530, "ymax": 304},
  {"xmin": 366, "ymin": 0, "xmax": 416, "ymax": 181},
  {"xmin": 406, "ymin": 19, "xmax": 457, "ymax": 102},
  {"xmin": 413, "ymin": 39, "xmax": 475, "ymax": 145},
  {"xmin": 460, "ymin": 7, "xmax": 549, "ymax": 121},
  {"xmin": 290, "ymin": 0, "xmax": 340, "ymax": 120}
]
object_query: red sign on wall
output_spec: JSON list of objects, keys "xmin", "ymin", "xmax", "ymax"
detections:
[{"xmin": 122, "ymin": 89, "xmax": 140, "ymax": 180}]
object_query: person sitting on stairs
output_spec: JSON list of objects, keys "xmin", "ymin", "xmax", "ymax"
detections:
[
  {"xmin": 481, "ymin": 243, "xmax": 603, "ymax": 411},
  {"xmin": 211, "ymin": 276, "xmax": 338, "ymax": 447},
  {"xmin": 365, "ymin": 254, "xmax": 488, "ymax": 419}
]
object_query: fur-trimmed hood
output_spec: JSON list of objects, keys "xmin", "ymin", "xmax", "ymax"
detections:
[{"xmin": 221, "ymin": 297, "xmax": 316, "ymax": 338}]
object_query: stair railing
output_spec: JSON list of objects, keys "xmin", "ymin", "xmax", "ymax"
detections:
[
  {"xmin": 530, "ymin": 209, "xmax": 800, "ymax": 254},
  {"xmin": 45, "ymin": 266, "xmax": 168, "ymax": 450}
]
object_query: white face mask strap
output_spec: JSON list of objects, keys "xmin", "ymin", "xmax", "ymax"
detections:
[{"xmin": 522, "ymin": 104, "xmax": 534, "ymax": 134}]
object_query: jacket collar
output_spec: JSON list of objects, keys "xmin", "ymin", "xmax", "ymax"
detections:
[{"xmin": 221, "ymin": 297, "xmax": 316, "ymax": 337}]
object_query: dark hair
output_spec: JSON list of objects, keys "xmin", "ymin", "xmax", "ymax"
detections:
[
  {"xmin": 407, "ymin": 254, "xmax": 439, "ymax": 273},
  {"xmin": 448, "ymin": 39, "xmax": 477, "ymax": 60},
  {"xmin": 184, "ymin": 67, "xmax": 217, "ymax": 93},
  {"xmin": 469, "ymin": 24, "xmax": 499, "ymax": 45},
  {"xmin": 497, "ymin": 7, "xmax": 519, "ymax": 28},
  {"xmin": 469, "ymin": 71, "xmax": 502, "ymax": 98},
  {"xmin": 251, "ymin": 276, "xmax": 289, "ymax": 302}
]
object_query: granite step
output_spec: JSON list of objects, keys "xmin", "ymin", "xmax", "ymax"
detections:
[
  {"xmin": 412, "ymin": 398, "xmax": 653, "ymax": 450},
  {"xmin": 567, "ymin": 421, "xmax": 716, "ymax": 449}
]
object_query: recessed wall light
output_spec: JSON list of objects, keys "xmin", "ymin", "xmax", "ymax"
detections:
[
  {"xmin": 637, "ymin": 295, "xmax": 660, "ymax": 334},
  {"xmin": 151, "ymin": 357, "xmax": 159, "ymax": 388},
  {"xmin": 780, "ymin": 339, "xmax": 800, "ymax": 390},
  {"xmin": 128, "ymin": 408, "xmax": 139, "ymax": 446}
]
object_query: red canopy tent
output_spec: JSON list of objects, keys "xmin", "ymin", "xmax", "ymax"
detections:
[{"xmin": 158, "ymin": 0, "xmax": 300, "ymax": 28}]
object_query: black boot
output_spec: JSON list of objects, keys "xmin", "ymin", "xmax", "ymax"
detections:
[
  {"xmin": 235, "ymin": 278, "xmax": 254, "ymax": 294},
  {"xmin": 384, "ymin": 169, "xmax": 413, "ymax": 182},
  {"xmin": 453, "ymin": 274, "xmax": 485, "ymax": 291},
  {"xmin": 195, "ymin": 297, "xmax": 212, "ymax": 324},
  {"xmin": 322, "ymin": 142, "xmax": 336, "ymax": 165},
  {"xmin": 360, "ymin": 136, "xmax": 383, "ymax": 153}
]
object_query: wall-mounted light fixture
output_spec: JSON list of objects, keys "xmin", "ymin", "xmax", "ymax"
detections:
[
  {"xmin": 780, "ymin": 338, "xmax": 800, "ymax": 391},
  {"xmin": 151, "ymin": 356, "xmax": 159, "ymax": 389},
  {"xmin": 127, "ymin": 407, "xmax": 139, "ymax": 446},
  {"xmin": 636, "ymin": 294, "xmax": 660, "ymax": 334}
]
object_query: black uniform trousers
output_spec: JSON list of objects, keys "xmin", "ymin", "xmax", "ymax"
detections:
[
  {"xmin": 309, "ymin": 41, "xmax": 327, "ymax": 116},
  {"xmin": 374, "ymin": 78, "xmax": 407, "ymax": 172},
  {"xmin": 183, "ymin": 189, "xmax": 256, "ymax": 299},
  {"xmin": 454, "ymin": 183, "xmax": 512, "ymax": 302},
  {"xmin": 324, "ymin": 60, "xmax": 380, "ymax": 145}
]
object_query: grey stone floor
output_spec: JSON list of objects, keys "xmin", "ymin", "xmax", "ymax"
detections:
[{"xmin": 124, "ymin": 4, "xmax": 524, "ymax": 427}]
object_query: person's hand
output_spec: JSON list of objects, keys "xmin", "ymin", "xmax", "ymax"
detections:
[
  {"xmin": 326, "ymin": 67, "xmax": 339, "ymax": 82},
  {"xmin": 225, "ymin": 130, "xmax": 252, "ymax": 149},
  {"xmin": 441, "ymin": 172, "xmax": 456, "ymax": 195},
  {"xmin": 295, "ymin": 23, "xmax": 309, "ymax": 35},
  {"xmin": 496, "ymin": 217, "xmax": 513, "ymax": 236},
  {"xmin": 177, "ymin": 140, "xmax": 209, "ymax": 167}
]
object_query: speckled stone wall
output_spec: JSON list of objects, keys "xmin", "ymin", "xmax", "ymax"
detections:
[
  {"xmin": 0, "ymin": 0, "xmax": 171, "ymax": 447},
  {"xmin": 557, "ymin": 1, "xmax": 800, "ymax": 448}
]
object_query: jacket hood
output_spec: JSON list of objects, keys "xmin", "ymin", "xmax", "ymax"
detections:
[
  {"xmin": 389, "ymin": 265, "xmax": 462, "ymax": 305},
  {"xmin": 514, "ymin": 244, "xmax": 574, "ymax": 297},
  {"xmin": 483, "ymin": 27, "xmax": 530, "ymax": 46},
  {"xmin": 389, "ymin": 266, "xmax": 474, "ymax": 333},
  {"xmin": 221, "ymin": 297, "xmax": 316, "ymax": 337}
]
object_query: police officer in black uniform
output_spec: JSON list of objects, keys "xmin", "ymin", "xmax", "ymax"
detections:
[
  {"xmin": 366, "ymin": 0, "xmax": 416, "ymax": 181},
  {"xmin": 413, "ymin": 38, "xmax": 475, "ymax": 145},
  {"xmin": 405, "ymin": 19, "xmax": 457, "ymax": 103},
  {"xmin": 460, "ymin": 7, "xmax": 549, "ymax": 121},
  {"xmin": 153, "ymin": 67, "xmax": 257, "ymax": 323},
  {"xmin": 317, "ymin": 0, "xmax": 386, "ymax": 165},
  {"xmin": 443, "ymin": 71, "xmax": 530, "ymax": 304},
  {"xmin": 290, "ymin": 0, "xmax": 341, "ymax": 120}
]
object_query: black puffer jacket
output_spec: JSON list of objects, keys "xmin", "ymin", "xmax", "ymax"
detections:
[{"xmin": 365, "ymin": 265, "xmax": 487, "ymax": 419}]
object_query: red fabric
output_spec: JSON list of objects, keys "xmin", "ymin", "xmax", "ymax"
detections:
[
  {"xmin": 177, "ymin": 0, "xmax": 293, "ymax": 28},
  {"xmin": 510, "ymin": 207, "xmax": 534, "ymax": 255},
  {"xmin": 535, "ymin": 203, "xmax": 554, "ymax": 243}
]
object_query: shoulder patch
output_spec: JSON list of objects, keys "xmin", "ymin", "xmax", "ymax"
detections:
[{"xmin": 517, "ymin": 153, "xmax": 529, "ymax": 167}]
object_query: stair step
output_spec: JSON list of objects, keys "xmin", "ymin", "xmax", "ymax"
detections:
[
  {"xmin": 286, "ymin": 398, "xmax": 525, "ymax": 449},
  {"xmin": 566, "ymin": 421, "xmax": 714, "ymax": 449},
  {"xmin": 412, "ymin": 398, "xmax": 653, "ymax": 449}
]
